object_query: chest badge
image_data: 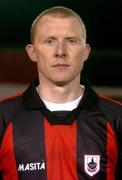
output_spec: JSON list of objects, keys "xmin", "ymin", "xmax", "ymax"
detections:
[{"xmin": 84, "ymin": 155, "xmax": 100, "ymax": 176}]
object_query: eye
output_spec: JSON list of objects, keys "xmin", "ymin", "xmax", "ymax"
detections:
[
  {"xmin": 66, "ymin": 38, "xmax": 77, "ymax": 45},
  {"xmin": 45, "ymin": 38, "xmax": 56, "ymax": 45}
]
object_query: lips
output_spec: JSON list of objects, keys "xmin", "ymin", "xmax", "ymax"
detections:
[{"xmin": 52, "ymin": 64, "xmax": 70, "ymax": 67}]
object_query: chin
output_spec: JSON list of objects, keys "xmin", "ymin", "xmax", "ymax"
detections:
[{"xmin": 53, "ymin": 80, "xmax": 69, "ymax": 86}]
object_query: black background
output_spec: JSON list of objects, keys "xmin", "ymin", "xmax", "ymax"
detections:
[{"xmin": 0, "ymin": 0, "xmax": 122, "ymax": 86}]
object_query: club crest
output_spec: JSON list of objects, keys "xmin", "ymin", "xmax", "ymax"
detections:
[{"xmin": 84, "ymin": 155, "xmax": 100, "ymax": 176}]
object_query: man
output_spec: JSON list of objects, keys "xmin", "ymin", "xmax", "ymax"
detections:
[{"xmin": 0, "ymin": 6, "xmax": 122, "ymax": 180}]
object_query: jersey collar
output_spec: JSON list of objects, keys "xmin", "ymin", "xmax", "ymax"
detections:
[
  {"xmin": 23, "ymin": 79, "xmax": 99, "ymax": 125},
  {"xmin": 23, "ymin": 78, "xmax": 99, "ymax": 111}
]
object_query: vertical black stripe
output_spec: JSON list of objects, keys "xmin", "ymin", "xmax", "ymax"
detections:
[
  {"xmin": 77, "ymin": 111, "xmax": 107, "ymax": 180},
  {"xmin": 13, "ymin": 108, "xmax": 47, "ymax": 180}
]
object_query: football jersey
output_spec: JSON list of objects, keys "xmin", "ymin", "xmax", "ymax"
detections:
[{"xmin": 0, "ymin": 79, "xmax": 122, "ymax": 180}]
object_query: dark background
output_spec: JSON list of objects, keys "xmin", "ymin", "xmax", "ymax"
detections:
[{"xmin": 0, "ymin": 0, "xmax": 122, "ymax": 86}]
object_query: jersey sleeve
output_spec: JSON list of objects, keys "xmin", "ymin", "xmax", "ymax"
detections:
[
  {"xmin": 115, "ymin": 113, "xmax": 122, "ymax": 179},
  {"xmin": 0, "ymin": 110, "xmax": 4, "ymax": 179},
  {"xmin": 0, "ymin": 110, "xmax": 5, "ymax": 143}
]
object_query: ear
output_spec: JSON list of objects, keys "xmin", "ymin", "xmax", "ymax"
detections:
[
  {"xmin": 82, "ymin": 43, "xmax": 91, "ymax": 62},
  {"xmin": 25, "ymin": 44, "xmax": 37, "ymax": 62}
]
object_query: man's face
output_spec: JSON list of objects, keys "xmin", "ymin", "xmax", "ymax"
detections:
[{"xmin": 26, "ymin": 15, "xmax": 90, "ymax": 86}]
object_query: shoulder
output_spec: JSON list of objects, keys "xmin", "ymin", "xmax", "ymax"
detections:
[
  {"xmin": 0, "ymin": 93, "xmax": 23, "ymax": 125},
  {"xmin": 0, "ymin": 93, "xmax": 23, "ymax": 112},
  {"xmin": 98, "ymin": 95, "xmax": 122, "ymax": 139},
  {"xmin": 99, "ymin": 95, "xmax": 122, "ymax": 111},
  {"xmin": 98, "ymin": 95, "xmax": 122, "ymax": 121},
  {"xmin": 0, "ymin": 93, "xmax": 23, "ymax": 140}
]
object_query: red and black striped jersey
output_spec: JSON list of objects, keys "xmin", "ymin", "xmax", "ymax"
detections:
[{"xmin": 0, "ymin": 79, "xmax": 122, "ymax": 180}]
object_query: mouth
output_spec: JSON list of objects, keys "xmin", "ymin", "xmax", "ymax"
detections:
[{"xmin": 51, "ymin": 64, "xmax": 70, "ymax": 67}]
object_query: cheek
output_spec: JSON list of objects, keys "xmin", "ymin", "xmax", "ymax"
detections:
[
  {"xmin": 71, "ymin": 50, "xmax": 83, "ymax": 64},
  {"xmin": 35, "ymin": 47, "xmax": 54, "ymax": 63},
  {"xmin": 35, "ymin": 48, "xmax": 45, "ymax": 60},
  {"xmin": 74, "ymin": 61, "xmax": 84, "ymax": 72},
  {"xmin": 36, "ymin": 54, "xmax": 51, "ymax": 73},
  {"xmin": 71, "ymin": 52, "xmax": 85, "ymax": 72},
  {"xmin": 70, "ymin": 48, "xmax": 83, "ymax": 58}
]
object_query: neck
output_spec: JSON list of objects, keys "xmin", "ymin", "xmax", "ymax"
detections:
[{"xmin": 38, "ymin": 76, "xmax": 84, "ymax": 103}]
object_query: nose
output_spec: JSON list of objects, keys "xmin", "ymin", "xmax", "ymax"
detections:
[{"xmin": 55, "ymin": 41, "xmax": 67, "ymax": 58}]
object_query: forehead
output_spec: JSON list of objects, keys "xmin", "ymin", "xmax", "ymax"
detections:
[{"xmin": 35, "ymin": 15, "xmax": 83, "ymax": 36}]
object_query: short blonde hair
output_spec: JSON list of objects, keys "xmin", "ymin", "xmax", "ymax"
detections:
[{"xmin": 31, "ymin": 6, "xmax": 87, "ymax": 43}]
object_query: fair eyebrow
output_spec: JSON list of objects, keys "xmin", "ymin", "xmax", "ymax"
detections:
[
  {"xmin": 39, "ymin": 35, "xmax": 81, "ymax": 40},
  {"xmin": 37, "ymin": 33, "xmax": 83, "ymax": 44},
  {"xmin": 65, "ymin": 36, "xmax": 81, "ymax": 40},
  {"xmin": 38, "ymin": 36, "xmax": 56, "ymax": 41}
]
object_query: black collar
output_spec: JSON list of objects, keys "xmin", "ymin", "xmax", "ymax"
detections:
[{"xmin": 22, "ymin": 79, "xmax": 99, "ymax": 125}]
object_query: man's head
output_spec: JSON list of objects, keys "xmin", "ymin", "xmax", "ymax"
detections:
[
  {"xmin": 26, "ymin": 6, "xmax": 91, "ymax": 86},
  {"xmin": 31, "ymin": 6, "xmax": 87, "ymax": 43}
]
